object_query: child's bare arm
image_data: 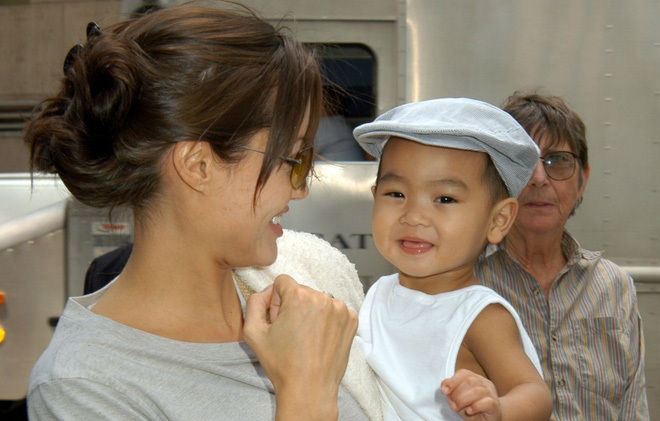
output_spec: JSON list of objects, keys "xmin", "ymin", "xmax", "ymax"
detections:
[{"xmin": 441, "ymin": 304, "xmax": 552, "ymax": 420}]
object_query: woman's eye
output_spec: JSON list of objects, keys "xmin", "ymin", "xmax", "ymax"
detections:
[{"xmin": 435, "ymin": 196, "xmax": 455, "ymax": 204}]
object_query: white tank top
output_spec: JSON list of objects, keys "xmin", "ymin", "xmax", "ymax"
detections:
[{"xmin": 357, "ymin": 273, "xmax": 543, "ymax": 421}]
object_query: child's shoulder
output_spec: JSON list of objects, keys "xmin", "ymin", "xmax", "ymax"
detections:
[
  {"xmin": 471, "ymin": 301, "xmax": 518, "ymax": 331},
  {"xmin": 365, "ymin": 273, "xmax": 400, "ymax": 294}
]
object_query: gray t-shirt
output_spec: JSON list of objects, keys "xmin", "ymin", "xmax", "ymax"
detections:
[{"xmin": 28, "ymin": 289, "xmax": 368, "ymax": 420}]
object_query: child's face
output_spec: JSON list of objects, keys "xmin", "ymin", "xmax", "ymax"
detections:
[{"xmin": 372, "ymin": 137, "xmax": 499, "ymax": 290}]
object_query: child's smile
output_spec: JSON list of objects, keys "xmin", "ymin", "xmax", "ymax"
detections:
[
  {"xmin": 398, "ymin": 237, "xmax": 434, "ymax": 254},
  {"xmin": 371, "ymin": 137, "xmax": 500, "ymax": 294}
]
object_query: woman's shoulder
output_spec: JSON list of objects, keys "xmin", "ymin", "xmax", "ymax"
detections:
[{"xmin": 29, "ymin": 297, "xmax": 109, "ymax": 390}]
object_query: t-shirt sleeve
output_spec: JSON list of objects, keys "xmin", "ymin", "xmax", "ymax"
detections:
[{"xmin": 28, "ymin": 378, "xmax": 159, "ymax": 420}]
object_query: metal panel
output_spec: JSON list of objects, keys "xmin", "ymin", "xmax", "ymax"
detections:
[
  {"xmin": 0, "ymin": 201, "xmax": 67, "ymax": 252},
  {"xmin": 0, "ymin": 230, "xmax": 66, "ymax": 400},
  {"xmin": 0, "ymin": 173, "xmax": 69, "ymax": 224},
  {"xmin": 0, "ymin": 174, "xmax": 69, "ymax": 400}
]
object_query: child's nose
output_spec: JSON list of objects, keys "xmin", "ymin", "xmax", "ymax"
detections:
[{"xmin": 399, "ymin": 202, "xmax": 430, "ymax": 227}]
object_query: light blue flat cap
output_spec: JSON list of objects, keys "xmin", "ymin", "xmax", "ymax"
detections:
[{"xmin": 353, "ymin": 98, "xmax": 540, "ymax": 198}]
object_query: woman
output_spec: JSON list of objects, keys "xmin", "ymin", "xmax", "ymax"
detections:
[
  {"xmin": 475, "ymin": 91, "xmax": 648, "ymax": 419},
  {"xmin": 24, "ymin": 3, "xmax": 379, "ymax": 419}
]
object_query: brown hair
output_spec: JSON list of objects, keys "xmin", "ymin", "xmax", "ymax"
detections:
[
  {"xmin": 482, "ymin": 156, "xmax": 509, "ymax": 204},
  {"xmin": 24, "ymin": 2, "xmax": 323, "ymax": 216},
  {"xmin": 502, "ymin": 91, "xmax": 588, "ymax": 170}
]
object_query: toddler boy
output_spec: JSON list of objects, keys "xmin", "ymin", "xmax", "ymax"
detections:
[{"xmin": 354, "ymin": 98, "xmax": 552, "ymax": 420}]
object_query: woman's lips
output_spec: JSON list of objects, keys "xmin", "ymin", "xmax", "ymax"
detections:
[
  {"xmin": 398, "ymin": 238, "xmax": 433, "ymax": 254},
  {"xmin": 270, "ymin": 213, "xmax": 284, "ymax": 236},
  {"xmin": 525, "ymin": 200, "xmax": 553, "ymax": 208}
]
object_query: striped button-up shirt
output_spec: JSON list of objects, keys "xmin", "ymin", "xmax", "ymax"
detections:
[{"xmin": 474, "ymin": 231, "xmax": 648, "ymax": 420}]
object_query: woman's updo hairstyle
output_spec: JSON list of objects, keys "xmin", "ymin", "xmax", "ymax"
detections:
[{"xmin": 24, "ymin": 1, "xmax": 323, "ymax": 214}]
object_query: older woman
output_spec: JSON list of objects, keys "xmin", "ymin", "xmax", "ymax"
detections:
[
  {"xmin": 475, "ymin": 91, "xmax": 648, "ymax": 419},
  {"xmin": 24, "ymin": 3, "xmax": 379, "ymax": 419}
]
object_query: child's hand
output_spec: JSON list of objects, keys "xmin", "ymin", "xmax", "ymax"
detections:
[{"xmin": 441, "ymin": 369, "xmax": 501, "ymax": 420}]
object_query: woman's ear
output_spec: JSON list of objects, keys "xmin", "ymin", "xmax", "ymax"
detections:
[
  {"xmin": 578, "ymin": 163, "xmax": 590, "ymax": 197},
  {"xmin": 487, "ymin": 197, "xmax": 518, "ymax": 244},
  {"xmin": 171, "ymin": 141, "xmax": 211, "ymax": 192}
]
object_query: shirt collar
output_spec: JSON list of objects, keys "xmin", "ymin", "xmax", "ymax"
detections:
[{"xmin": 479, "ymin": 230, "xmax": 602, "ymax": 266}]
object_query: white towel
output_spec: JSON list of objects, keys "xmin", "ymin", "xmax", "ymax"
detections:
[{"xmin": 236, "ymin": 229, "xmax": 383, "ymax": 420}]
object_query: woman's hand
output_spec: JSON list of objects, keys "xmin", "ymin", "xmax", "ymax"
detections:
[{"xmin": 243, "ymin": 274, "xmax": 358, "ymax": 421}]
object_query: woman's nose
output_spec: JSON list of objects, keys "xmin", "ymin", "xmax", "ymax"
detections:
[
  {"xmin": 291, "ymin": 183, "xmax": 309, "ymax": 201},
  {"xmin": 529, "ymin": 160, "xmax": 550, "ymax": 187}
]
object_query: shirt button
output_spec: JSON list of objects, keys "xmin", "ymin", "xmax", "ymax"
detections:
[
  {"xmin": 533, "ymin": 289, "xmax": 540, "ymax": 296},
  {"xmin": 552, "ymin": 334, "xmax": 558, "ymax": 342},
  {"xmin": 558, "ymin": 379, "xmax": 566, "ymax": 386}
]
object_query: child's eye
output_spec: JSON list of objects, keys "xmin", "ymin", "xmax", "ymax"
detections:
[
  {"xmin": 435, "ymin": 196, "xmax": 455, "ymax": 204},
  {"xmin": 384, "ymin": 191, "xmax": 404, "ymax": 199}
]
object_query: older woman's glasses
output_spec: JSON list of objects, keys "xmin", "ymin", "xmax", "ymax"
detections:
[
  {"xmin": 240, "ymin": 146, "xmax": 313, "ymax": 189},
  {"xmin": 540, "ymin": 151, "xmax": 579, "ymax": 181}
]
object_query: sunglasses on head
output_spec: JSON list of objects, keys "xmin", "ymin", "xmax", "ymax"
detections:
[{"xmin": 239, "ymin": 146, "xmax": 314, "ymax": 189}]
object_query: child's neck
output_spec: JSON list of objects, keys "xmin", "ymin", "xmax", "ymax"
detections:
[{"xmin": 398, "ymin": 268, "xmax": 478, "ymax": 295}]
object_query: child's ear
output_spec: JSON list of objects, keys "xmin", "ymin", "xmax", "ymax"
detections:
[
  {"xmin": 171, "ymin": 141, "xmax": 212, "ymax": 192},
  {"xmin": 371, "ymin": 185, "xmax": 377, "ymax": 198},
  {"xmin": 487, "ymin": 197, "xmax": 518, "ymax": 244}
]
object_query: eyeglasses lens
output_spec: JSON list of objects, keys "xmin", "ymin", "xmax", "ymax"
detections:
[
  {"xmin": 291, "ymin": 147, "xmax": 313, "ymax": 189},
  {"xmin": 543, "ymin": 152, "xmax": 577, "ymax": 181}
]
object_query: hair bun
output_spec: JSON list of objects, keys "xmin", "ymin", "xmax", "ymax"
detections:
[{"xmin": 74, "ymin": 37, "xmax": 140, "ymax": 147}]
